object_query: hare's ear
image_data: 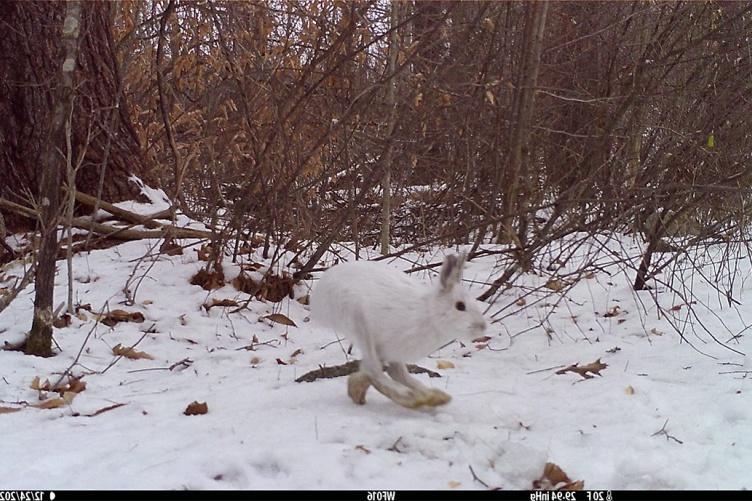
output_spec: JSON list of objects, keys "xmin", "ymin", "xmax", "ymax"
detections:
[{"xmin": 439, "ymin": 254, "xmax": 464, "ymax": 292}]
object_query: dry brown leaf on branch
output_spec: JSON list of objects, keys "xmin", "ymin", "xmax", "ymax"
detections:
[
  {"xmin": 255, "ymin": 273, "xmax": 296, "ymax": 302},
  {"xmin": 473, "ymin": 335, "xmax": 492, "ymax": 344},
  {"xmin": 532, "ymin": 462, "xmax": 584, "ymax": 490},
  {"xmin": 239, "ymin": 261, "xmax": 263, "ymax": 271},
  {"xmin": 184, "ymin": 401, "xmax": 208, "ymax": 416},
  {"xmin": 555, "ymin": 359, "xmax": 608, "ymax": 379},
  {"xmin": 262, "ymin": 313, "xmax": 297, "ymax": 327},
  {"xmin": 544, "ymin": 278, "xmax": 566, "ymax": 292},
  {"xmin": 515, "ymin": 297, "xmax": 526, "ymax": 306},
  {"xmin": 160, "ymin": 237, "xmax": 183, "ymax": 256},
  {"xmin": 232, "ymin": 273, "xmax": 259, "ymax": 295},
  {"xmin": 112, "ymin": 343, "xmax": 155, "ymax": 360},
  {"xmin": 195, "ymin": 244, "xmax": 216, "ymax": 262},
  {"xmin": 190, "ymin": 268, "xmax": 225, "ymax": 291}
]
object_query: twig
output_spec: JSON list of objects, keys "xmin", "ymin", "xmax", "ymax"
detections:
[
  {"xmin": 126, "ymin": 357, "xmax": 193, "ymax": 374},
  {"xmin": 51, "ymin": 301, "xmax": 107, "ymax": 389},
  {"xmin": 387, "ymin": 436, "xmax": 404, "ymax": 453},
  {"xmin": 651, "ymin": 419, "xmax": 683, "ymax": 444},
  {"xmin": 468, "ymin": 465, "xmax": 491, "ymax": 489},
  {"xmin": 526, "ymin": 364, "xmax": 566, "ymax": 375}
]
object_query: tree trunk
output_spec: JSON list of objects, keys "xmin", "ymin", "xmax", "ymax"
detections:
[
  {"xmin": 0, "ymin": 1, "xmax": 157, "ymax": 232},
  {"xmin": 26, "ymin": 0, "xmax": 82, "ymax": 357},
  {"xmin": 380, "ymin": 1, "xmax": 401, "ymax": 255},
  {"xmin": 500, "ymin": 0, "xmax": 548, "ymax": 248}
]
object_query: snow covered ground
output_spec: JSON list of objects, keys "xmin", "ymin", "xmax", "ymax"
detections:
[{"xmin": 1, "ymin": 223, "xmax": 750, "ymax": 490}]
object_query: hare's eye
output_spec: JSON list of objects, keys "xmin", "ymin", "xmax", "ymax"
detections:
[{"xmin": 455, "ymin": 301, "xmax": 466, "ymax": 311}]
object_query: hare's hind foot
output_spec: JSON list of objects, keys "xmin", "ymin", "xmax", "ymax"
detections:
[
  {"xmin": 348, "ymin": 371, "xmax": 372, "ymax": 405},
  {"xmin": 420, "ymin": 388, "xmax": 451, "ymax": 407},
  {"xmin": 348, "ymin": 370, "xmax": 435, "ymax": 409}
]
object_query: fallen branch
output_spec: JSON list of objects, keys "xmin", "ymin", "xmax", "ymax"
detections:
[
  {"xmin": 68, "ymin": 189, "xmax": 170, "ymax": 228},
  {"xmin": 295, "ymin": 360, "xmax": 441, "ymax": 383},
  {"xmin": 0, "ymin": 196, "xmax": 212, "ymax": 241}
]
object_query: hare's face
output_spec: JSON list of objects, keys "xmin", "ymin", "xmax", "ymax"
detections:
[
  {"xmin": 437, "ymin": 286, "xmax": 487, "ymax": 341},
  {"xmin": 433, "ymin": 254, "xmax": 487, "ymax": 341}
]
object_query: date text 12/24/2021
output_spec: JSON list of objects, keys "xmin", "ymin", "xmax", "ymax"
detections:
[
  {"xmin": 0, "ymin": 492, "xmax": 49, "ymax": 501},
  {"xmin": 531, "ymin": 491, "xmax": 612, "ymax": 501}
]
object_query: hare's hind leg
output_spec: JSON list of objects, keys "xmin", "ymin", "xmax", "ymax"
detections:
[
  {"xmin": 359, "ymin": 357, "xmax": 425, "ymax": 409},
  {"xmin": 347, "ymin": 371, "xmax": 371, "ymax": 405},
  {"xmin": 387, "ymin": 362, "xmax": 451, "ymax": 407},
  {"xmin": 353, "ymin": 344, "xmax": 425, "ymax": 408}
]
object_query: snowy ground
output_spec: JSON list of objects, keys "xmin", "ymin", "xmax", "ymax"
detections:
[{"xmin": 1, "ymin": 221, "xmax": 750, "ymax": 490}]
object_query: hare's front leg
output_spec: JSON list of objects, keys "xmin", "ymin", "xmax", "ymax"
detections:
[{"xmin": 387, "ymin": 362, "xmax": 451, "ymax": 407}]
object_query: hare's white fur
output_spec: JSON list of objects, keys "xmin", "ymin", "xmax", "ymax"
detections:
[{"xmin": 311, "ymin": 254, "xmax": 486, "ymax": 408}]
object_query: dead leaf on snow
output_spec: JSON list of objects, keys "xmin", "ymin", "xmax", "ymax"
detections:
[
  {"xmin": 30, "ymin": 376, "xmax": 50, "ymax": 391},
  {"xmin": 262, "ymin": 313, "xmax": 297, "ymax": 327},
  {"xmin": 625, "ymin": 385, "xmax": 635, "ymax": 395},
  {"xmin": 184, "ymin": 401, "xmax": 208, "ymax": 415},
  {"xmin": 436, "ymin": 360, "xmax": 455, "ymax": 370},
  {"xmin": 448, "ymin": 481, "xmax": 461, "ymax": 489},
  {"xmin": 53, "ymin": 313, "xmax": 72, "ymax": 328},
  {"xmin": 515, "ymin": 297, "xmax": 526, "ymax": 306},
  {"xmin": 603, "ymin": 305, "xmax": 621, "ymax": 318},
  {"xmin": 101, "ymin": 309, "xmax": 146, "ymax": 327},
  {"xmin": 533, "ymin": 462, "xmax": 584, "ymax": 490},
  {"xmin": 31, "ymin": 391, "xmax": 77, "ymax": 410},
  {"xmin": 555, "ymin": 359, "xmax": 608, "ymax": 379},
  {"xmin": 355, "ymin": 445, "xmax": 371, "ymax": 454},
  {"xmin": 203, "ymin": 298, "xmax": 239, "ymax": 311},
  {"xmin": 0, "ymin": 406, "xmax": 22, "ymax": 414},
  {"xmin": 31, "ymin": 398, "xmax": 67, "ymax": 409},
  {"xmin": 113, "ymin": 343, "xmax": 155, "ymax": 360}
]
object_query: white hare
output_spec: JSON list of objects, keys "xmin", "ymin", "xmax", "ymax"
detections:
[{"xmin": 311, "ymin": 253, "xmax": 487, "ymax": 409}]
